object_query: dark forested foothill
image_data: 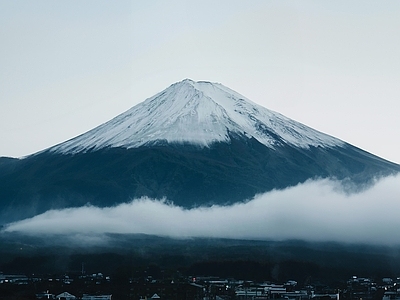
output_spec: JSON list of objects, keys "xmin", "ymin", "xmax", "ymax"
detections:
[{"xmin": 1, "ymin": 234, "xmax": 400, "ymax": 284}]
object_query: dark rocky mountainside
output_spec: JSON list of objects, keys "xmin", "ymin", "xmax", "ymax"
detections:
[{"xmin": 0, "ymin": 136, "xmax": 399, "ymax": 224}]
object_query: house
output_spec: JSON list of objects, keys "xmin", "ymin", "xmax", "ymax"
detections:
[
  {"xmin": 56, "ymin": 292, "xmax": 76, "ymax": 300},
  {"xmin": 35, "ymin": 291, "xmax": 55, "ymax": 299},
  {"xmin": 81, "ymin": 295, "xmax": 112, "ymax": 300},
  {"xmin": 382, "ymin": 291, "xmax": 400, "ymax": 300},
  {"xmin": 0, "ymin": 274, "xmax": 29, "ymax": 285}
]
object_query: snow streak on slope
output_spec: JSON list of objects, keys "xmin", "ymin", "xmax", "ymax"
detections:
[{"xmin": 49, "ymin": 79, "xmax": 344, "ymax": 154}]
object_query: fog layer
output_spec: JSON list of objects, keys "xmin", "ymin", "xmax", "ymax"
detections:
[{"xmin": 3, "ymin": 175, "xmax": 400, "ymax": 245}]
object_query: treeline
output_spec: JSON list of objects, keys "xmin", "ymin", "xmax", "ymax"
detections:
[{"xmin": 1, "ymin": 234, "xmax": 400, "ymax": 284}]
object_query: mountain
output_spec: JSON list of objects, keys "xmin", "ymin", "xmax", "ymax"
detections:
[
  {"xmin": 47, "ymin": 79, "xmax": 342, "ymax": 153},
  {"xmin": 0, "ymin": 79, "xmax": 399, "ymax": 224}
]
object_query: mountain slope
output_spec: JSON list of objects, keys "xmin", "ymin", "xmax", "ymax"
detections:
[
  {"xmin": 47, "ymin": 79, "xmax": 343, "ymax": 154},
  {"xmin": 0, "ymin": 79, "xmax": 399, "ymax": 224}
]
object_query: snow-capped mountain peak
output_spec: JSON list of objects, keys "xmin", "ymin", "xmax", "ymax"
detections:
[{"xmin": 49, "ymin": 79, "xmax": 344, "ymax": 154}]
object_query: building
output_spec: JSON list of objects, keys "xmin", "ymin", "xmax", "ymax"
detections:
[
  {"xmin": 81, "ymin": 295, "xmax": 112, "ymax": 300},
  {"xmin": 56, "ymin": 292, "xmax": 76, "ymax": 300}
]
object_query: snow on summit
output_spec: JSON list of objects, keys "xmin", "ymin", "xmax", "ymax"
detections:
[{"xmin": 49, "ymin": 79, "xmax": 344, "ymax": 154}]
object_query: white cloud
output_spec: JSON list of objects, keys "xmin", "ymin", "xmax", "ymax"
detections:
[{"xmin": 4, "ymin": 174, "xmax": 400, "ymax": 245}]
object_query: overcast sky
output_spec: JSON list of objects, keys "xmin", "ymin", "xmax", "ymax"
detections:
[{"xmin": 1, "ymin": 1, "xmax": 400, "ymax": 163}]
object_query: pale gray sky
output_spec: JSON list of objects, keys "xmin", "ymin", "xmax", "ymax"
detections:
[{"xmin": 1, "ymin": 0, "xmax": 400, "ymax": 163}]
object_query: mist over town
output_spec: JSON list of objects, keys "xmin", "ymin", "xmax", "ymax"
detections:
[{"xmin": 3, "ymin": 174, "xmax": 400, "ymax": 245}]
